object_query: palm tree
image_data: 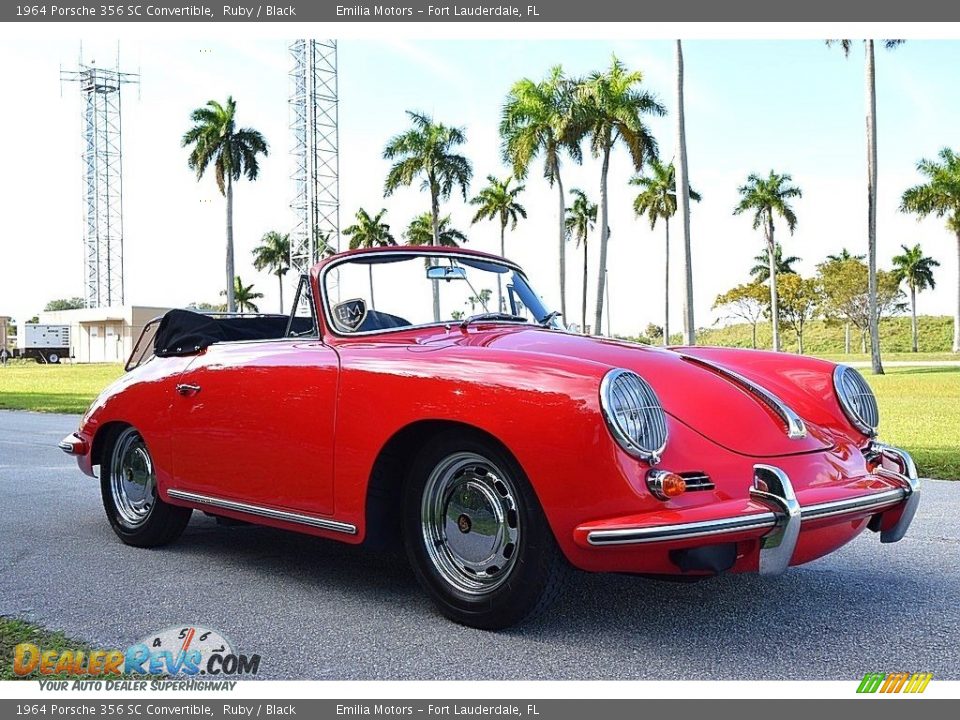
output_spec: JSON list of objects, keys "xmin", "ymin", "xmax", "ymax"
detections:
[
  {"xmin": 749, "ymin": 244, "xmax": 801, "ymax": 282},
  {"xmin": 631, "ymin": 159, "xmax": 701, "ymax": 346},
  {"xmin": 564, "ymin": 188, "xmax": 597, "ymax": 333},
  {"xmin": 470, "ymin": 176, "xmax": 527, "ymax": 311},
  {"xmin": 343, "ymin": 208, "xmax": 396, "ymax": 310},
  {"xmin": 467, "ymin": 289, "xmax": 493, "ymax": 313},
  {"xmin": 404, "ymin": 213, "xmax": 467, "ymax": 248},
  {"xmin": 579, "ymin": 56, "xmax": 665, "ymax": 335},
  {"xmin": 383, "ymin": 111, "xmax": 473, "ymax": 322},
  {"xmin": 733, "ymin": 171, "xmax": 802, "ymax": 352},
  {"xmin": 501, "ymin": 66, "xmax": 583, "ymax": 323},
  {"xmin": 674, "ymin": 39, "xmax": 696, "ymax": 345},
  {"xmin": 827, "ymin": 39, "xmax": 903, "ymax": 373},
  {"xmin": 900, "ymin": 146, "xmax": 960, "ymax": 353},
  {"xmin": 252, "ymin": 231, "xmax": 290, "ymax": 313},
  {"xmin": 220, "ymin": 276, "xmax": 263, "ymax": 314},
  {"xmin": 182, "ymin": 96, "xmax": 268, "ymax": 313},
  {"xmin": 891, "ymin": 243, "xmax": 939, "ymax": 352},
  {"xmin": 827, "ymin": 248, "xmax": 866, "ymax": 262}
]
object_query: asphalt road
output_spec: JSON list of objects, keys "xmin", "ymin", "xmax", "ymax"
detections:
[{"xmin": 1, "ymin": 409, "xmax": 958, "ymax": 680}]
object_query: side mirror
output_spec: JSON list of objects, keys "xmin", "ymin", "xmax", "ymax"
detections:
[{"xmin": 426, "ymin": 265, "xmax": 466, "ymax": 281}]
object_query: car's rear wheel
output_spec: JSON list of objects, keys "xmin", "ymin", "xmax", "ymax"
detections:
[
  {"xmin": 100, "ymin": 426, "xmax": 191, "ymax": 547},
  {"xmin": 403, "ymin": 430, "xmax": 568, "ymax": 629}
]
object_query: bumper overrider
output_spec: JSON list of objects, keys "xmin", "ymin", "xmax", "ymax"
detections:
[{"xmin": 578, "ymin": 443, "xmax": 920, "ymax": 576}]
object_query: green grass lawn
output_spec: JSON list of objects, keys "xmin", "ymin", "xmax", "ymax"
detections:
[
  {"xmin": 696, "ymin": 315, "xmax": 956, "ymax": 355},
  {"xmin": 0, "ymin": 362, "xmax": 124, "ymax": 413},
  {"xmin": 816, "ymin": 352, "xmax": 960, "ymax": 364},
  {"xmin": 0, "ymin": 617, "xmax": 91, "ymax": 680},
  {"xmin": 0, "ymin": 360, "xmax": 957, "ymax": 479},
  {"xmin": 866, "ymin": 366, "xmax": 960, "ymax": 481}
]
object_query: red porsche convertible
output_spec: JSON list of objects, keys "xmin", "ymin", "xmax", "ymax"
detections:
[{"xmin": 61, "ymin": 246, "xmax": 920, "ymax": 629}]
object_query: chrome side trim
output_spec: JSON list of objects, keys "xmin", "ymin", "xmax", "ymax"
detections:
[
  {"xmin": 749, "ymin": 465, "xmax": 801, "ymax": 575},
  {"xmin": 801, "ymin": 488, "xmax": 906, "ymax": 521},
  {"xmin": 678, "ymin": 354, "xmax": 807, "ymax": 439},
  {"xmin": 166, "ymin": 489, "xmax": 357, "ymax": 535},
  {"xmin": 871, "ymin": 443, "xmax": 921, "ymax": 543},
  {"xmin": 586, "ymin": 513, "xmax": 777, "ymax": 546},
  {"xmin": 57, "ymin": 440, "xmax": 75, "ymax": 454}
]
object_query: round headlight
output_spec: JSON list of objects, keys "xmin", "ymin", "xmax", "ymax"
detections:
[
  {"xmin": 833, "ymin": 364, "xmax": 879, "ymax": 436},
  {"xmin": 600, "ymin": 368, "xmax": 668, "ymax": 464}
]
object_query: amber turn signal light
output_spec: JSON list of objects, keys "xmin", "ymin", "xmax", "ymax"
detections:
[{"xmin": 646, "ymin": 470, "xmax": 686, "ymax": 500}]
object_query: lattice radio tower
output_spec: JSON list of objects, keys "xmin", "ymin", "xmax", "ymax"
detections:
[
  {"xmin": 289, "ymin": 40, "xmax": 340, "ymax": 279},
  {"xmin": 61, "ymin": 55, "xmax": 139, "ymax": 308}
]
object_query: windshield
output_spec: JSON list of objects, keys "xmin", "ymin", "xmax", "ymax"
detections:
[{"xmin": 321, "ymin": 252, "xmax": 559, "ymax": 334}]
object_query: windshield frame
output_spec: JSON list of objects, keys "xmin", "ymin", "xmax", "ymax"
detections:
[{"xmin": 316, "ymin": 249, "xmax": 550, "ymax": 339}]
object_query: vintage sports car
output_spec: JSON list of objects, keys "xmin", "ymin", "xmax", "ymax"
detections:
[{"xmin": 62, "ymin": 246, "xmax": 920, "ymax": 629}]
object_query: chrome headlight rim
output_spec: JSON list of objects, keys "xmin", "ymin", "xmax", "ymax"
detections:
[
  {"xmin": 833, "ymin": 364, "xmax": 879, "ymax": 437},
  {"xmin": 599, "ymin": 368, "xmax": 668, "ymax": 465}
]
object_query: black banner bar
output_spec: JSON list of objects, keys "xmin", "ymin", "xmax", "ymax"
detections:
[{"xmin": 5, "ymin": 0, "xmax": 960, "ymax": 23}]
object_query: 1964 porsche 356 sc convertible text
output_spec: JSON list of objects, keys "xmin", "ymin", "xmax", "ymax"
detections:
[{"xmin": 61, "ymin": 246, "xmax": 920, "ymax": 629}]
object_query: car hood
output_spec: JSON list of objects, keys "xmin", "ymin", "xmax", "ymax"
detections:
[{"xmin": 461, "ymin": 328, "xmax": 833, "ymax": 457}]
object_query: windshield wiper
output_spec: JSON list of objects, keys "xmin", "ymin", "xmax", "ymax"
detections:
[
  {"xmin": 459, "ymin": 312, "xmax": 529, "ymax": 330},
  {"xmin": 538, "ymin": 311, "xmax": 562, "ymax": 328}
]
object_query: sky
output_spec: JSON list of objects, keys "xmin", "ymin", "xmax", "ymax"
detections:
[{"xmin": 0, "ymin": 37, "xmax": 958, "ymax": 336}]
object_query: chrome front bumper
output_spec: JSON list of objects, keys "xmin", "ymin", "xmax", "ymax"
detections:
[{"xmin": 585, "ymin": 443, "xmax": 921, "ymax": 575}]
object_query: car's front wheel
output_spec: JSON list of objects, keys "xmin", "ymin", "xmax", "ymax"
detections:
[
  {"xmin": 403, "ymin": 430, "xmax": 568, "ymax": 629},
  {"xmin": 100, "ymin": 426, "xmax": 191, "ymax": 547}
]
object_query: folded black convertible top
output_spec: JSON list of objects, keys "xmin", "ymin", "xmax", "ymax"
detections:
[{"xmin": 153, "ymin": 309, "xmax": 311, "ymax": 357}]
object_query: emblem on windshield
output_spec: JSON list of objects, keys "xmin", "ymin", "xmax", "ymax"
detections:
[{"xmin": 333, "ymin": 298, "xmax": 368, "ymax": 332}]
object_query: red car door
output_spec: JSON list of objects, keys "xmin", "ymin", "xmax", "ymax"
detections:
[{"xmin": 169, "ymin": 339, "xmax": 339, "ymax": 517}]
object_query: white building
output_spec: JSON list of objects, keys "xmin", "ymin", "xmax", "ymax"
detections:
[
  {"xmin": 0, "ymin": 316, "xmax": 11, "ymax": 353},
  {"xmin": 38, "ymin": 306, "xmax": 171, "ymax": 364}
]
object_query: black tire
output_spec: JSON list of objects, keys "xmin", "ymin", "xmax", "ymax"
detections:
[
  {"xmin": 100, "ymin": 426, "xmax": 191, "ymax": 548},
  {"xmin": 402, "ymin": 429, "xmax": 569, "ymax": 630}
]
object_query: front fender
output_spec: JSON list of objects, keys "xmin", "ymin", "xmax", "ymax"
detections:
[{"xmin": 675, "ymin": 347, "xmax": 869, "ymax": 444}]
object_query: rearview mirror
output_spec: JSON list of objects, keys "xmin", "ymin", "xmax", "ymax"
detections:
[{"xmin": 426, "ymin": 265, "xmax": 467, "ymax": 281}]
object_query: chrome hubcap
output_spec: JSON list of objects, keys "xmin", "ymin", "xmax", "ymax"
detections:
[
  {"xmin": 421, "ymin": 452, "xmax": 520, "ymax": 595},
  {"xmin": 110, "ymin": 428, "xmax": 155, "ymax": 528}
]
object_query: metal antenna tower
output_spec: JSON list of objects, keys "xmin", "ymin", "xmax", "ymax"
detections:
[
  {"xmin": 61, "ymin": 57, "xmax": 139, "ymax": 308},
  {"xmin": 289, "ymin": 39, "xmax": 340, "ymax": 278}
]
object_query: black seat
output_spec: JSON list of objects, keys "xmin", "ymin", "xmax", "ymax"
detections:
[{"xmin": 356, "ymin": 310, "xmax": 412, "ymax": 332}]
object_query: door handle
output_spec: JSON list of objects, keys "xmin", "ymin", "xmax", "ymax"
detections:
[{"xmin": 176, "ymin": 383, "xmax": 201, "ymax": 396}]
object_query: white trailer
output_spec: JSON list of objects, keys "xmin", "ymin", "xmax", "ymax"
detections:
[{"xmin": 16, "ymin": 324, "xmax": 71, "ymax": 364}]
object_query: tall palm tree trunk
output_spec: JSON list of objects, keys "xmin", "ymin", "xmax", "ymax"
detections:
[
  {"xmin": 225, "ymin": 176, "xmax": 236, "ymax": 313},
  {"xmin": 593, "ymin": 145, "xmax": 611, "ymax": 335},
  {"xmin": 676, "ymin": 39, "xmax": 695, "ymax": 346},
  {"xmin": 663, "ymin": 217, "xmax": 670, "ymax": 346},
  {"xmin": 865, "ymin": 40, "xmax": 884, "ymax": 374},
  {"xmin": 909, "ymin": 284, "xmax": 918, "ymax": 352},
  {"xmin": 606, "ymin": 270, "xmax": 611, "ymax": 335},
  {"xmin": 766, "ymin": 218, "xmax": 780, "ymax": 351},
  {"xmin": 277, "ymin": 274, "xmax": 284, "ymax": 314},
  {"xmin": 498, "ymin": 222, "xmax": 506, "ymax": 312},
  {"xmin": 954, "ymin": 231, "xmax": 960, "ymax": 352},
  {"xmin": 430, "ymin": 189, "xmax": 441, "ymax": 322},
  {"xmin": 556, "ymin": 173, "xmax": 567, "ymax": 325},
  {"xmin": 369, "ymin": 264, "xmax": 377, "ymax": 311},
  {"xmin": 581, "ymin": 240, "xmax": 588, "ymax": 333}
]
